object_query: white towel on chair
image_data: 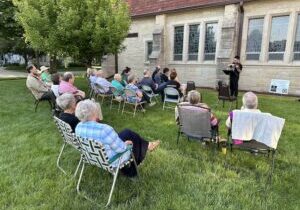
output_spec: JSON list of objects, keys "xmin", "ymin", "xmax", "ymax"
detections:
[{"xmin": 232, "ymin": 110, "xmax": 285, "ymax": 149}]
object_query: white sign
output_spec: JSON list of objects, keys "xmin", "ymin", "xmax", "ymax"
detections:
[{"xmin": 269, "ymin": 79, "xmax": 290, "ymax": 94}]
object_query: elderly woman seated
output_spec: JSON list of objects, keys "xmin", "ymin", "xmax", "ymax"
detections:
[
  {"xmin": 75, "ymin": 99, "xmax": 160, "ymax": 177},
  {"xmin": 175, "ymin": 90, "xmax": 219, "ymax": 133},
  {"xmin": 56, "ymin": 93, "xmax": 103, "ymax": 132},
  {"xmin": 226, "ymin": 91, "xmax": 261, "ymax": 145},
  {"xmin": 125, "ymin": 74, "xmax": 152, "ymax": 105},
  {"xmin": 111, "ymin": 73, "xmax": 125, "ymax": 97}
]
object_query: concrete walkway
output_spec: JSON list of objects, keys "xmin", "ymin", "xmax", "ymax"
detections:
[{"xmin": 0, "ymin": 67, "xmax": 86, "ymax": 79}]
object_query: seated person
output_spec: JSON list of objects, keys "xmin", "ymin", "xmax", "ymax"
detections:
[
  {"xmin": 175, "ymin": 90, "xmax": 219, "ymax": 132},
  {"xmin": 121, "ymin": 66, "xmax": 131, "ymax": 86},
  {"xmin": 152, "ymin": 66, "xmax": 162, "ymax": 85},
  {"xmin": 40, "ymin": 66, "xmax": 52, "ymax": 85},
  {"xmin": 26, "ymin": 64, "xmax": 56, "ymax": 108},
  {"xmin": 75, "ymin": 99, "xmax": 160, "ymax": 177},
  {"xmin": 125, "ymin": 74, "xmax": 151, "ymax": 104},
  {"xmin": 56, "ymin": 93, "xmax": 80, "ymax": 132},
  {"xmin": 86, "ymin": 67, "xmax": 97, "ymax": 79},
  {"xmin": 92, "ymin": 70, "xmax": 112, "ymax": 94},
  {"xmin": 59, "ymin": 72, "xmax": 86, "ymax": 99},
  {"xmin": 111, "ymin": 74, "xmax": 125, "ymax": 97},
  {"xmin": 137, "ymin": 69, "xmax": 158, "ymax": 92},
  {"xmin": 51, "ymin": 73, "xmax": 61, "ymax": 98},
  {"xmin": 160, "ymin": 67, "xmax": 170, "ymax": 83},
  {"xmin": 157, "ymin": 70, "xmax": 183, "ymax": 101},
  {"xmin": 226, "ymin": 92, "xmax": 261, "ymax": 145}
]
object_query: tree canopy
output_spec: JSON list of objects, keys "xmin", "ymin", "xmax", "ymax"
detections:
[{"xmin": 13, "ymin": 0, "xmax": 131, "ymax": 66}]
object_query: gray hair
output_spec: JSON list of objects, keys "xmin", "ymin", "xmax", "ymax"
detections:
[
  {"xmin": 63, "ymin": 72, "xmax": 74, "ymax": 82},
  {"xmin": 114, "ymin": 73, "xmax": 121, "ymax": 81},
  {"xmin": 242, "ymin": 92, "xmax": 258, "ymax": 109},
  {"xmin": 143, "ymin": 69, "xmax": 150, "ymax": 76},
  {"xmin": 75, "ymin": 99, "xmax": 100, "ymax": 122},
  {"xmin": 127, "ymin": 74, "xmax": 136, "ymax": 83},
  {"xmin": 56, "ymin": 93, "xmax": 76, "ymax": 110},
  {"xmin": 187, "ymin": 90, "xmax": 201, "ymax": 105}
]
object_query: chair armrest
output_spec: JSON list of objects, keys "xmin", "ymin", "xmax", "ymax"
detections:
[{"xmin": 108, "ymin": 145, "xmax": 133, "ymax": 164}]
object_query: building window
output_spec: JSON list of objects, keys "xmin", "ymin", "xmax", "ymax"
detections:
[
  {"xmin": 293, "ymin": 15, "xmax": 300, "ymax": 61},
  {"xmin": 204, "ymin": 22, "xmax": 218, "ymax": 61},
  {"xmin": 188, "ymin": 24, "xmax": 200, "ymax": 61},
  {"xmin": 269, "ymin": 16, "xmax": 289, "ymax": 60},
  {"xmin": 146, "ymin": 41, "xmax": 153, "ymax": 61},
  {"xmin": 173, "ymin": 26, "xmax": 184, "ymax": 61},
  {"xmin": 246, "ymin": 18, "xmax": 264, "ymax": 60}
]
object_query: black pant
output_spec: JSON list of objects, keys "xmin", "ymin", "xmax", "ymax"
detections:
[
  {"xmin": 118, "ymin": 129, "xmax": 149, "ymax": 177},
  {"xmin": 40, "ymin": 91, "xmax": 56, "ymax": 108},
  {"xmin": 230, "ymin": 78, "xmax": 239, "ymax": 97}
]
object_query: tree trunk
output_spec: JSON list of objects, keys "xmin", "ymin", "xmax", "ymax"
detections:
[
  {"xmin": 35, "ymin": 51, "xmax": 40, "ymax": 68},
  {"xmin": 49, "ymin": 54, "xmax": 58, "ymax": 73}
]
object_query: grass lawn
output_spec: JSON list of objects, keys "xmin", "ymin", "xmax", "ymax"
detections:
[{"xmin": 0, "ymin": 78, "xmax": 299, "ymax": 209}]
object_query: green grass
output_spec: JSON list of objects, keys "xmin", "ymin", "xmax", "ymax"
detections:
[{"xmin": 0, "ymin": 78, "xmax": 299, "ymax": 210}]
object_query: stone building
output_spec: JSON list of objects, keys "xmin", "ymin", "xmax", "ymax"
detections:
[{"xmin": 102, "ymin": 0, "xmax": 300, "ymax": 95}]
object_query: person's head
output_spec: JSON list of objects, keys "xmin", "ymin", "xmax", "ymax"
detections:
[
  {"xmin": 26, "ymin": 64, "xmax": 37, "ymax": 74},
  {"xmin": 242, "ymin": 92, "xmax": 258, "ymax": 109},
  {"xmin": 114, "ymin": 73, "xmax": 122, "ymax": 82},
  {"xmin": 56, "ymin": 93, "xmax": 76, "ymax": 112},
  {"xmin": 187, "ymin": 90, "xmax": 201, "ymax": 105},
  {"xmin": 233, "ymin": 55, "xmax": 240, "ymax": 64},
  {"xmin": 143, "ymin": 69, "xmax": 151, "ymax": 77},
  {"xmin": 127, "ymin": 74, "xmax": 136, "ymax": 84},
  {"xmin": 51, "ymin": 73, "xmax": 61, "ymax": 85},
  {"xmin": 170, "ymin": 71, "xmax": 177, "ymax": 80},
  {"xmin": 163, "ymin": 67, "xmax": 170, "ymax": 75},
  {"xmin": 96, "ymin": 70, "xmax": 104, "ymax": 78},
  {"xmin": 75, "ymin": 99, "xmax": 101, "ymax": 122},
  {"xmin": 63, "ymin": 72, "xmax": 75, "ymax": 84},
  {"xmin": 40, "ymin": 66, "xmax": 49, "ymax": 73},
  {"xmin": 87, "ymin": 68, "xmax": 97, "ymax": 77},
  {"xmin": 122, "ymin": 67, "xmax": 131, "ymax": 75}
]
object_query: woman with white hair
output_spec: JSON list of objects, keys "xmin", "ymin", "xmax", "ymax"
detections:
[
  {"xmin": 226, "ymin": 91, "xmax": 261, "ymax": 144},
  {"xmin": 111, "ymin": 74, "xmax": 125, "ymax": 96},
  {"xmin": 75, "ymin": 99, "xmax": 160, "ymax": 177},
  {"xmin": 56, "ymin": 93, "xmax": 80, "ymax": 132}
]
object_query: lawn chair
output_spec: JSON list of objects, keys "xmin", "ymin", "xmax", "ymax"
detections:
[
  {"xmin": 86, "ymin": 78, "xmax": 94, "ymax": 99},
  {"xmin": 122, "ymin": 88, "xmax": 146, "ymax": 117},
  {"xmin": 177, "ymin": 104, "xmax": 218, "ymax": 144},
  {"xmin": 163, "ymin": 87, "xmax": 180, "ymax": 110},
  {"xmin": 141, "ymin": 85, "xmax": 159, "ymax": 103},
  {"xmin": 29, "ymin": 91, "xmax": 52, "ymax": 112},
  {"xmin": 53, "ymin": 116, "xmax": 82, "ymax": 177},
  {"xmin": 110, "ymin": 86, "xmax": 124, "ymax": 112},
  {"xmin": 93, "ymin": 83, "xmax": 113, "ymax": 105},
  {"xmin": 76, "ymin": 136, "xmax": 138, "ymax": 207},
  {"xmin": 217, "ymin": 82, "xmax": 238, "ymax": 110},
  {"xmin": 226, "ymin": 111, "xmax": 285, "ymax": 184}
]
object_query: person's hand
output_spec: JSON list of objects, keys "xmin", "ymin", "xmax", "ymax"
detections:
[{"xmin": 125, "ymin": 140, "xmax": 133, "ymax": 145}]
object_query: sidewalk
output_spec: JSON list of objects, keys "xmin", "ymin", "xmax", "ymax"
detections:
[{"xmin": 0, "ymin": 67, "xmax": 86, "ymax": 79}]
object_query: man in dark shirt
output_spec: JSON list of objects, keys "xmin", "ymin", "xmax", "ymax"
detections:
[
  {"xmin": 138, "ymin": 69, "xmax": 158, "ymax": 92},
  {"xmin": 228, "ymin": 55, "xmax": 243, "ymax": 97},
  {"xmin": 161, "ymin": 68, "xmax": 170, "ymax": 83}
]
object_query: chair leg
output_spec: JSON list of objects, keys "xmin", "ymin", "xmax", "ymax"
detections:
[
  {"xmin": 57, "ymin": 143, "xmax": 67, "ymax": 175},
  {"xmin": 48, "ymin": 100, "xmax": 53, "ymax": 110},
  {"xmin": 73, "ymin": 156, "xmax": 83, "ymax": 178},
  {"xmin": 133, "ymin": 104, "xmax": 137, "ymax": 117},
  {"xmin": 35, "ymin": 101, "xmax": 40, "ymax": 112},
  {"xmin": 236, "ymin": 99, "xmax": 238, "ymax": 109},
  {"xmin": 76, "ymin": 163, "xmax": 85, "ymax": 195},
  {"xmin": 222, "ymin": 100, "xmax": 225, "ymax": 108},
  {"xmin": 131, "ymin": 153, "xmax": 139, "ymax": 177},
  {"xmin": 106, "ymin": 163, "xmax": 121, "ymax": 207},
  {"xmin": 267, "ymin": 151, "xmax": 276, "ymax": 185},
  {"xmin": 122, "ymin": 102, "xmax": 126, "ymax": 115},
  {"xmin": 110, "ymin": 98, "xmax": 113, "ymax": 110},
  {"xmin": 163, "ymin": 101, "xmax": 165, "ymax": 110}
]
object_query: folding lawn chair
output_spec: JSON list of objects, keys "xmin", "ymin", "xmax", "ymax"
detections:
[
  {"xmin": 53, "ymin": 116, "xmax": 82, "ymax": 177},
  {"xmin": 92, "ymin": 83, "xmax": 114, "ymax": 105},
  {"xmin": 217, "ymin": 81, "xmax": 238, "ymax": 110},
  {"xmin": 141, "ymin": 85, "xmax": 159, "ymax": 103},
  {"xmin": 29, "ymin": 90, "xmax": 52, "ymax": 112},
  {"xmin": 163, "ymin": 87, "xmax": 180, "ymax": 110},
  {"xmin": 226, "ymin": 110, "xmax": 285, "ymax": 184},
  {"xmin": 110, "ymin": 86, "xmax": 124, "ymax": 112},
  {"xmin": 76, "ymin": 136, "xmax": 138, "ymax": 207},
  {"xmin": 177, "ymin": 104, "xmax": 218, "ymax": 144},
  {"xmin": 122, "ymin": 88, "xmax": 146, "ymax": 117}
]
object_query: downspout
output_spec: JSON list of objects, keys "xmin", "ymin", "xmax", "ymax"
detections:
[{"xmin": 237, "ymin": 0, "xmax": 244, "ymax": 57}]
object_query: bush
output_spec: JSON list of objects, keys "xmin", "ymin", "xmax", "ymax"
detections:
[{"xmin": 67, "ymin": 62, "xmax": 85, "ymax": 68}]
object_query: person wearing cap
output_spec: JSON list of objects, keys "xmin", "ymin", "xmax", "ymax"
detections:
[
  {"xmin": 228, "ymin": 55, "xmax": 243, "ymax": 97},
  {"xmin": 40, "ymin": 66, "xmax": 51, "ymax": 83},
  {"xmin": 26, "ymin": 65, "xmax": 56, "ymax": 108}
]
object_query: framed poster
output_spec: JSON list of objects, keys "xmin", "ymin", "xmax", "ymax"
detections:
[{"xmin": 269, "ymin": 79, "xmax": 290, "ymax": 94}]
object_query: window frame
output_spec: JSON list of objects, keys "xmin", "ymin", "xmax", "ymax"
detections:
[
  {"xmin": 187, "ymin": 23, "xmax": 201, "ymax": 61},
  {"xmin": 203, "ymin": 21, "xmax": 218, "ymax": 62},
  {"xmin": 173, "ymin": 25, "xmax": 185, "ymax": 61},
  {"xmin": 145, "ymin": 40, "xmax": 153, "ymax": 63}
]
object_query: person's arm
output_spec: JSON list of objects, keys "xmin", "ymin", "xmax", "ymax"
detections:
[
  {"xmin": 30, "ymin": 77, "xmax": 49, "ymax": 92},
  {"xmin": 235, "ymin": 63, "xmax": 242, "ymax": 73},
  {"xmin": 103, "ymin": 126, "xmax": 127, "ymax": 153}
]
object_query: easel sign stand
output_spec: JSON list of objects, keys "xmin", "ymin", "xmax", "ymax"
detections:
[{"xmin": 269, "ymin": 79, "xmax": 290, "ymax": 97}]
